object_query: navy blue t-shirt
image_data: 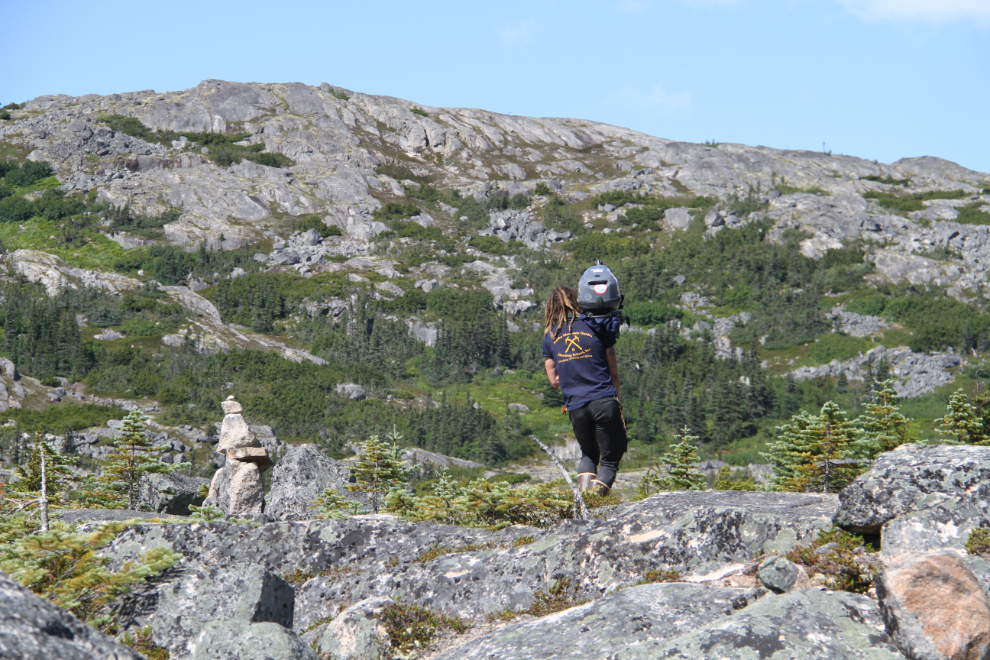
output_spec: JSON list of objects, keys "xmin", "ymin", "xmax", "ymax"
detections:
[{"xmin": 542, "ymin": 316, "xmax": 617, "ymax": 410}]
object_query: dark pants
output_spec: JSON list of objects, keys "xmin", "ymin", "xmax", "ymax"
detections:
[{"xmin": 569, "ymin": 397, "xmax": 627, "ymax": 488}]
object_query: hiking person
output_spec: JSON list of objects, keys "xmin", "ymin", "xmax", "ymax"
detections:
[{"xmin": 542, "ymin": 284, "xmax": 626, "ymax": 496}]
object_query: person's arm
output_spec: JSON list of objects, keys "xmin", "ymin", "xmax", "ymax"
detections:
[
  {"xmin": 606, "ymin": 346, "xmax": 620, "ymax": 400},
  {"xmin": 544, "ymin": 358, "xmax": 560, "ymax": 389}
]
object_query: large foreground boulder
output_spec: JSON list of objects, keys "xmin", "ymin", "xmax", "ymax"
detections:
[
  {"xmin": 149, "ymin": 561, "xmax": 295, "ymax": 659},
  {"xmin": 835, "ymin": 444, "xmax": 990, "ymax": 535},
  {"xmin": 192, "ymin": 621, "xmax": 317, "ymax": 660},
  {"xmin": 877, "ymin": 552, "xmax": 990, "ymax": 660},
  {"xmin": 642, "ymin": 588, "xmax": 903, "ymax": 659},
  {"xmin": 0, "ymin": 570, "xmax": 143, "ymax": 660},
  {"xmin": 265, "ymin": 444, "xmax": 367, "ymax": 520},
  {"xmin": 434, "ymin": 583, "xmax": 760, "ymax": 660},
  {"xmin": 139, "ymin": 472, "xmax": 209, "ymax": 515}
]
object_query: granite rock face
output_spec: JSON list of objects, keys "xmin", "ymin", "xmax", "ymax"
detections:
[
  {"xmin": 265, "ymin": 443, "xmax": 367, "ymax": 520},
  {"xmin": 0, "ymin": 571, "xmax": 144, "ymax": 660},
  {"xmin": 317, "ymin": 597, "xmax": 393, "ymax": 660},
  {"xmin": 638, "ymin": 588, "xmax": 904, "ymax": 659},
  {"xmin": 877, "ymin": 552, "xmax": 990, "ymax": 660},
  {"xmin": 434, "ymin": 583, "xmax": 760, "ymax": 660},
  {"xmin": 138, "ymin": 472, "xmax": 209, "ymax": 515},
  {"xmin": 149, "ymin": 562, "xmax": 294, "ymax": 659},
  {"xmin": 834, "ymin": 444, "xmax": 990, "ymax": 535},
  {"xmin": 192, "ymin": 620, "xmax": 317, "ymax": 660}
]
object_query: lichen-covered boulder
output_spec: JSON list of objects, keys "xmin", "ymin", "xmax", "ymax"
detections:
[
  {"xmin": 265, "ymin": 444, "xmax": 366, "ymax": 520},
  {"xmin": 138, "ymin": 472, "xmax": 209, "ymax": 515},
  {"xmin": 835, "ymin": 444, "xmax": 990, "ymax": 534},
  {"xmin": 433, "ymin": 584, "xmax": 759, "ymax": 660},
  {"xmin": 149, "ymin": 562, "xmax": 294, "ymax": 658},
  {"xmin": 192, "ymin": 621, "xmax": 317, "ymax": 660},
  {"xmin": 641, "ymin": 588, "xmax": 903, "ymax": 659},
  {"xmin": 877, "ymin": 552, "xmax": 990, "ymax": 660},
  {"xmin": 758, "ymin": 556, "xmax": 807, "ymax": 594},
  {"xmin": 318, "ymin": 597, "xmax": 392, "ymax": 660},
  {"xmin": 0, "ymin": 570, "xmax": 144, "ymax": 660}
]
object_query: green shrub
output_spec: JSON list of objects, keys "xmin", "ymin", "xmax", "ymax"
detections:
[
  {"xmin": 410, "ymin": 106, "xmax": 428, "ymax": 117},
  {"xmin": 595, "ymin": 190, "xmax": 640, "ymax": 207},
  {"xmin": 786, "ymin": 527, "xmax": 878, "ymax": 593},
  {"xmin": 470, "ymin": 235, "xmax": 521, "ymax": 255},
  {"xmin": 533, "ymin": 182, "xmax": 552, "ymax": 196},
  {"xmin": 117, "ymin": 317, "xmax": 161, "ymax": 336},
  {"xmin": 374, "ymin": 202, "xmax": 421, "ymax": 222},
  {"xmin": 404, "ymin": 183, "xmax": 441, "ymax": 202},
  {"xmin": 808, "ymin": 333, "xmax": 871, "ymax": 364},
  {"xmin": 624, "ymin": 301, "xmax": 682, "ymax": 327},
  {"xmin": 293, "ymin": 214, "xmax": 341, "ymax": 237},
  {"xmin": 379, "ymin": 602, "xmax": 468, "ymax": 652},
  {"xmin": 566, "ymin": 234, "xmax": 650, "ymax": 263},
  {"xmin": 426, "ymin": 288, "xmax": 494, "ymax": 322},
  {"xmin": 252, "ymin": 152, "xmax": 293, "ymax": 168},
  {"xmin": 862, "ymin": 175, "xmax": 910, "ymax": 187},
  {"xmin": 955, "ymin": 202, "xmax": 990, "ymax": 226},
  {"xmin": 845, "ymin": 295, "xmax": 887, "ymax": 317},
  {"xmin": 866, "ymin": 188, "xmax": 969, "ymax": 213},
  {"xmin": 95, "ymin": 114, "xmax": 153, "ymax": 140},
  {"xmin": 3, "ymin": 161, "xmax": 53, "ymax": 188},
  {"xmin": 386, "ymin": 220, "xmax": 444, "ymax": 242},
  {"xmin": 966, "ymin": 527, "xmax": 990, "ymax": 557},
  {"xmin": 0, "ymin": 110, "xmax": 11, "ymax": 121}
]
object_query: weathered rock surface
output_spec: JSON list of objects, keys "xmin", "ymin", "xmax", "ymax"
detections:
[
  {"xmin": 148, "ymin": 561, "xmax": 294, "ymax": 659},
  {"xmin": 317, "ymin": 597, "xmax": 392, "ymax": 660},
  {"xmin": 103, "ymin": 491, "xmax": 836, "ymax": 637},
  {"xmin": 205, "ymin": 459, "xmax": 266, "ymax": 515},
  {"xmin": 265, "ymin": 443, "xmax": 367, "ymax": 520},
  {"xmin": 877, "ymin": 552, "xmax": 990, "ymax": 660},
  {"xmin": 0, "ymin": 570, "xmax": 143, "ymax": 660},
  {"xmin": 192, "ymin": 620, "xmax": 317, "ymax": 660},
  {"xmin": 138, "ymin": 472, "xmax": 209, "ymax": 515},
  {"xmin": 835, "ymin": 444, "xmax": 990, "ymax": 535},
  {"xmin": 758, "ymin": 556, "xmax": 807, "ymax": 594},
  {"xmin": 434, "ymin": 583, "xmax": 760, "ymax": 660},
  {"xmin": 636, "ymin": 588, "xmax": 904, "ymax": 659}
]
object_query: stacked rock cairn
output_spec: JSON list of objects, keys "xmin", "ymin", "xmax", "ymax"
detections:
[{"xmin": 204, "ymin": 396, "xmax": 272, "ymax": 516}]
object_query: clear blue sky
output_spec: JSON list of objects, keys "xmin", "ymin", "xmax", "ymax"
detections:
[{"xmin": 2, "ymin": 0, "xmax": 988, "ymax": 173}]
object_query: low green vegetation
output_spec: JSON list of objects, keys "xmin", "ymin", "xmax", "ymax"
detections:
[
  {"xmin": 0, "ymin": 405, "xmax": 125, "ymax": 433},
  {"xmin": 786, "ymin": 527, "xmax": 878, "ymax": 593},
  {"xmin": 865, "ymin": 188, "xmax": 969, "ymax": 213},
  {"xmin": 379, "ymin": 601, "xmax": 469, "ymax": 652},
  {"xmin": 966, "ymin": 527, "xmax": 990, "ymax": 557},
  {"xmin": 95, "ymin": 115, "xmax": 294, "ymax": 168}
]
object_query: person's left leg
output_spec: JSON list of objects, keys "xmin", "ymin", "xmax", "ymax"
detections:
[
  {"xmin": 589, "ymin": 398, "xmax": 627, "ymax": 492},
  {"xmin": 568, "ymin": 404, "xmax": 599, "ymax": 491}
]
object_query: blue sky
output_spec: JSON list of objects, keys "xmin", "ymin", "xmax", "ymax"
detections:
[{"xmin": 2, "ymin": 0, "xmax": 988, "ymax": 173}]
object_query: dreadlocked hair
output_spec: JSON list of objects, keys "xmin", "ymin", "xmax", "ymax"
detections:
[{"xmin": 544, "ymin": 286, "xmax": 581, "ymax": 340}]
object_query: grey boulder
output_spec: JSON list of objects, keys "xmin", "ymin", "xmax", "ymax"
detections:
[
  {"xmin": 877, "ymin": 552, "xmax": 990, "ymax": 660},
  {"xmin": 139, "ymin": 472, "xmax": 209, "ymax": 515},
  {"xmin": 758, "ymin": 556, "xmax": 806, "ymax": 593},
  {"xmin": 0, "ymin": 570, "xmax": 143, "ymax": 660},
  {"xmin": 150, "ymin": 561, "xmax": 294, "ymax": 659},
  {"xmin": 265, "ymin": 444, "xmax": 366, "ymax": 520},
  {"xmin": 835, "ymin": 444, "xmax": 990, "ymax": 534},
  {"xmin": 637, "ymin": 588, "xmax": 903, "ymax": 659},
  {"xmin": 317, "ymin": 597, "xmax": 392, "ymax": 660},
  {"xmin": 192, "ymin": 621, "xmax": 317, "ymax": 660},
  {"xmin": 434, "ymin": 583, "xmax": 759, "ymax": 660}
]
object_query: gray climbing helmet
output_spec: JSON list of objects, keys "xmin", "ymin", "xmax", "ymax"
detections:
[{"xmin": 577, "ymin": 260, "xmax": 623, "ymax": 315}]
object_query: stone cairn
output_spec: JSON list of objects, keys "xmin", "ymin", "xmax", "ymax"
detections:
[{"xmin": 204, "ymin": 396, "xmax": 272, "ymax": 516}]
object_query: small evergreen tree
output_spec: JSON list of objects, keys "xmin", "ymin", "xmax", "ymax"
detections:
[
  {"xmin": 93, "ymin": 410, "xmax": 187, "ymax": 510},
  {"xmin": 791, "ymin": 401, "xmax": 863, "ymax": 493},
  {"xmin": 935, "ymin": 389, "xmax": 985, "ymax": 445},
  {"xmin": 653, "ymin": 427, "xmax": 706, "ymax": 492},
  {"xmin": 13, "ymin": 434, "xmax": 77, "ymax": 504},
  {"xmin": 855, "ymin": 379, "xmax": 912, "ymax": 458},
  {"xmin": 764, "ymin": 410, "xmax": 819, "ymax": 492},
  {"xmin": 347, "ymin": 428, "xmax": 412, "ymax": 513}
]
